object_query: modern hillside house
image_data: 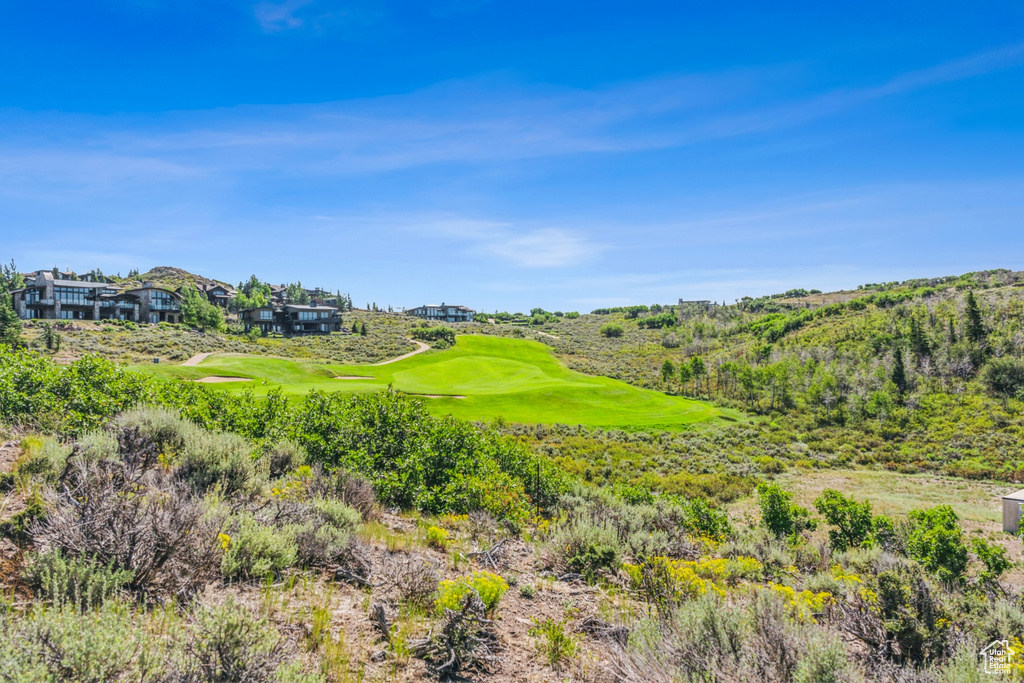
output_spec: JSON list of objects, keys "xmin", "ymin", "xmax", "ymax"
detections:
[
  {"xmin": 407, "ymin": 303, "xmax": 475, "ymax": 323},
  {"xmin": 10, "ymin": 270, "xmax": 183, "ymax": 323},
  {"xmin": 241, "ymin": 303, "xmax": 342, "ymax": 336},
  {"xmin": 200, "ymin": 283, "xmax": 236, "ymax": 307}
]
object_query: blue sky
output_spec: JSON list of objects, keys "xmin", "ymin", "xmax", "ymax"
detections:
[{"xmin": 1, "ymin": 1, "xmax": 1022, "ymax": 312}]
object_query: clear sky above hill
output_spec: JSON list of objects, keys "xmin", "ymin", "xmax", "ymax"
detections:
[{"xmin": 1, "ymin": 1, "xmax": 1022, "ymax": 311}]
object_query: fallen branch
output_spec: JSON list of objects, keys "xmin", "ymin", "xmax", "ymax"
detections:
[
  {"xmin": 467, "ymin": 539, "xmax": 508, "ymax": 569},
  {"xmin": 579, "ymin": 616, "xmax": 630, "ymax": 646},
  {"xmin": 409, "ymin": 592, "xmax": 500, "ymax": 678},
  {"xmin": 369, "ymin": 601, "xmax": 391, "ymax": 643}
]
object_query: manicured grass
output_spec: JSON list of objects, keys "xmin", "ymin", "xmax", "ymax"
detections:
[{"xmin": 137, "ymin": 334, "xmax": 738, "ymax": 429}]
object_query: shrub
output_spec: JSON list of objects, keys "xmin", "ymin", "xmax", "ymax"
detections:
[
  {"xmin": 2, "ymin": 601, "xmax": 153, "ymax": 681},
  {"xmin": 266, "ymin": 439, "xmax": 307, "ymax": 479},
  {"xmin": 436, "ymin": 571, "xmax": 508, "ymax": 615},
  {"xmin": 529, "ymin": 618, "xmax": 579, "ymax": 670},
  {"xmin": 674, "ymin": 496, "xmax": 732, "ymax": 542},
  {"xmin": 114, "ymin": 406, "xmax": 196, "ymax": 455},
  {"xmin": 544, "ymin": 517, "xmax": 621, "ymax": 580},
  {"xmin": 973, "ymin": 538, "xmax": 1012, "ymax": 583},
  {"xmin": 22, "ymin": 551, "xmax": 134, "ymax": 611},
  {"xmin": 33, "ymin": 453, "xmax": 220, "ymax": 598},
  {"xmin": 385, "ymin": 553, "xmax": 441, "ymax": 608},
  {"xmin": 308, "ymin": 468, "xmax": 381, "ymax": 522},
  {"xmin": 179, "ymin": 429, "xmax": 261, "ymax": 496},
  {"xmin": 906, "ymin": 505, "xmax": 969, "ymax": 582},
  {"xmin": 411, "ymin": 326, "xmax": 456, "ymax": 347},
  {"xmin": 185, "ymin": 598, "xmax": 290, "ymax": 682},
  {"xmin": 15, "ymin": 437, "xmax": 71, "ymax": 485},
  {"xmin": 813, "ymin": 489, "xmax": 874, "ymax": 551},
  {"xmin": 757, "ymin": 482, "xmax": 817, "ymax": 539},
  {"xmin": 426, "ymin": 525, "xmax": 449, "ymax": 550},
  {"xmin": 221, "ymin": 515, "xmax": 298, "ymax": 580},
  {"xmin": 311, "ymin": 498, "xmax": 361, "ymax": 533},
  {"xmin": 519, "ymin": 584, "xmax": 536, "ymax": 599},
  {"xmin": 599, "ymin": 323, "xmax": 624, "ymax": 338},
  {"xmin": 75, "ymin": 429, "xmax": 119, "ymax": 462}
]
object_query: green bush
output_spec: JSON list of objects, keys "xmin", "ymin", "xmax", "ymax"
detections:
[
  {"xmin": 266, "ymin": 439, "xmax": 307, "ymax": 478},
  {"xmin": 813, "ymin": 489, "xmax": 874, "ymax": 551},
  {"xmin": 221, "ymin": 516, "xmax": 298, "ymax": 580},
  {"xmin": 599, "ymin": 323, "xmax": 624, "ymax": 338},
  {"xmin": 114, "ymin": 406, "xmax": 196, "ymax": 454},
  {"xmin": 426, "ymin": 525, "xmax": 449, "ymax": 550},
  {"xmin": 906, "ymin": 505, "xmax": 969, "ymax": 582},
  {"xmin": 756, "ymin": 482, "xmax": 817, "ymax": 539},
  {"xmin": 1, "ymin": 601, "xmax": 154, "ymax": 682},
  {"xmin": 546, "ymin": 517, "xmax": 621, "ymax": 580},
  {"xmin": 22, "ymin": 551, "xmax": 134, "ymax": 611},
  {"xmin": 185, "ymin": 598, "xmax": 294, "ymax": 682},
  {"xmin": 410, "ymin": 326, "xmax": 456, "ymax": 347},
  {"xmin": 435, "ymin": 571, "xmax": 508, "ymax": 614},
  {"xmin": 15, "ymin": 436, "xmax": 71, "ymax": 485},
  {"xmin": 972, "ymin": 538, "xmax": 1012, "ymax": 583},
  {"xmin": 180, "ymin": 430, "xmax": 261, "ymax": 496},
  {"xmin": 529, "ymin": 617, "xmax": 579, "ymax": 669}
]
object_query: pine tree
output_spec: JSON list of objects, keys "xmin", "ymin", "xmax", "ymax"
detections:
[
  {"xmin": 892, "ymin": 347, "xmax": 908, "ymax": 395},
  {"xmin": 965, "ymin": 291, "xmax": 985, "ymax": 344},
  {"xmin": 909, "ymin": 317, "xmax": 930, "ymax": 360},
  {"xmin": 360, "ymin": 322, "xmax": 367, "ymax": 336},
  {"xmin": 0, "ymin": 295, "xmax": 21, "ymax": 348},
  {"xmin": 947, "ymin": 315, "xmax": 957, "ymax": 344}
]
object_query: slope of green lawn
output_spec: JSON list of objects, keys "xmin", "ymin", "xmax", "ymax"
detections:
[{"xmin": 138, "ymin": 335, "xmax": 738, "ymax": 429}]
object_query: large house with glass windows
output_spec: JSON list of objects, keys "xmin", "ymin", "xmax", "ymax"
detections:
[
  {"xmin": 406, "ymin": 302, "xmax": 475, "ymax": 323},
  {"xmin": 241, "ymin": 303, "xmax": 341, "ymax": 336},
  {"xmin": 11, "ymin": 270, "xmax": 182, "ymax": 324}
]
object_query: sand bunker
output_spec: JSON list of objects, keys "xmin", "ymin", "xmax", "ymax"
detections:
[
  {"xmin": 191, "ymin": 376, "xmax": 253, "ymax": 383},
  {"xmin": 333, "ymin": 376, "xmax": 374, "ymax": 380}
]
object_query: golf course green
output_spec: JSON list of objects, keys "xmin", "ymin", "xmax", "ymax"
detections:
[{"xmin": 139, "ymin": 335, "xmax": 736, "ymax": 429}]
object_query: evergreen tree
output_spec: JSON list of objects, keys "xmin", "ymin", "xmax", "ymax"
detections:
[
  {"xmin": 360, "ymin": 322, "xmax": 367, "ymax": 336},
  {"xmin": 892, "ymin": 347, "xmax": 908, "ymax": 396},
  {"xmin": 0, "ymin": 295, "xmax": 21, "ymax": 348},
  {"xmin": 351, "ymin": 321, "xmax": 359, "ymax": 334},
  {"xmin": 965, "ymin": 291, "xmax": 985, "ymax": 344},
  {"xmin": 947, "ymin": 315, "xmax": 957, "ymax": 344},
  {"xmin": 909, "ymin": 317, "xmax": 930, "ymax": 360}
]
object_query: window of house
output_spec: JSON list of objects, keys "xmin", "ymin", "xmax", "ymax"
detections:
[
  {"xmin": 55, "ymin": 286, "xmax": 91, "ymax": 306},
  {"xmin": 260, "ymin": 310, "xmax": 273, "ymax": 320}
]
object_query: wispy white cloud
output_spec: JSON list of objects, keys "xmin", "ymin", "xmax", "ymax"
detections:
[
  {"xmin": 472, "ymin": 228, "xmax": 603, "ymax": 268},
  {"xmin": 1, "ymin": 42, "xmax": 1020, "ymax": 191},
  {"xmin": 252, "ymin": 0, "xmax": 384, "ymax": 34}
]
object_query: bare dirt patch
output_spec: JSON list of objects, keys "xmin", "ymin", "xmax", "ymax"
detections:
[{"xmin": 190, "ymin": 376, "xmax": 253, "ymax": 383}]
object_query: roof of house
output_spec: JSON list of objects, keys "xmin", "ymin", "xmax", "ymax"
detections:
[
  {"xmin": 283, "ymin": 304, "xmax": 338, "ymax": 312},
  {"xmin": 50, "ymin": 280, "xmax": 120, "ymax": 290},
  {"xmin": 412, "ymin": 304, "xmax": 473, "ymax": 310},
  {"xmin": 1003, "ymin": 489, "xmax": 1024, "ymax": 501}
]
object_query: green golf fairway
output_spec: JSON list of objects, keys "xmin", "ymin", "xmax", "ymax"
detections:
[{"xmin": 138, "ymin": 335, "xmax": 737, "ymax": 429}]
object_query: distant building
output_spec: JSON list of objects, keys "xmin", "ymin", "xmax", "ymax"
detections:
[
  {"xmin": 121, "ymin": 283, "xmax": 185, "ymax": 324},
  {"xmin": 11, "ymin": 270, "xmax": 182, "ymax": 323},
  {"xmin": 200, "ymin": 283, "xmax": 236, "ymax": 308},
  {"xmin": 407, "ymin": 303, "xmax": 475, "ymax": 323},
  {"xmin": 241, "ymin": 303, "xmax": 342, "ymax": 336}
]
